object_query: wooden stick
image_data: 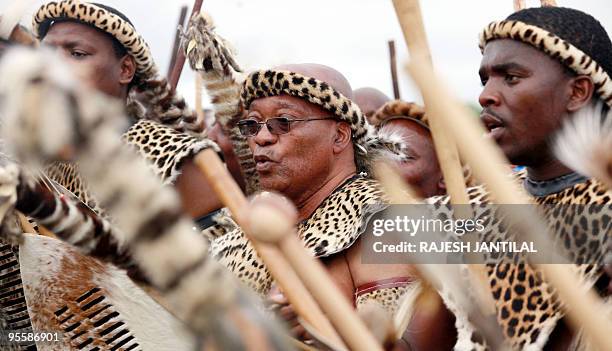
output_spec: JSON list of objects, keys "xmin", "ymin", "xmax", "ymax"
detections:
[
  {"xmin": 195, "ymin": 74, "xmax": 207, "ymax": 130},
  {"xmin": 406, "ymin": 56, "xmax": 612, "ymax": 351},
  {"xmin": 391, "ymin": 0, "xmax": 469, "ymax": 208},
  {"xmin": 388, "ymin": 40, "xmax": 400, "ymax": 100},
  {"xmin": 169, "ymin": 0, "xmax": 204, "ymax": 91},
  {"xmin": 247, "ymin": 196, "xmax": 383, "ymax": 351},
  {"xmin": 513, "ymin": 0, "xmax": 526, "ymax": 11},
  {"xmin": 540, "ymin": 0, "xmax": 557, "ymax": 7},
  {"xmin": 167, "ymin": 5, "xmax": 189, "ymax": 79},
  {"xmin": 193, "ymin": 150, "xmax": 346, "ymax": 350}
]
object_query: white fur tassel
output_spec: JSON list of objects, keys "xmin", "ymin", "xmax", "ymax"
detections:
[{"xmin": 554, "ymin": 101, "xmax": 612, "ymax": 189}]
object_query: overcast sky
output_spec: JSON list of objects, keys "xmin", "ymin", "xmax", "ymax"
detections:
[{"xmin": 3, "ymin": 0, "xmax": 611, "ymax": 108}]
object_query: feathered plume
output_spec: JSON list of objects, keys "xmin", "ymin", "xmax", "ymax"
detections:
[
  {"xmin": 182, "ymin": 12, "xmax": 260, "ymax": 194},
  {"xmin": 554, "ymin": 101, "xmax": 612, "ymax": 189},
  {"xmin": 0, "ymin": 47, "xmax": 288, "ymax": 349},
  {"xmin": 127, "ymin": 76, "xmax": 206, "ymax": 134}
]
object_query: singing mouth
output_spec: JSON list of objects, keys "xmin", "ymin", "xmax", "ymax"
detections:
[
  {"xmin": 254, "ymin": 155, "xmax": 276, "ymax": 171},
  {"xmin": 480, "ymin": 113, "xmax": 504, "ymax": 132}
]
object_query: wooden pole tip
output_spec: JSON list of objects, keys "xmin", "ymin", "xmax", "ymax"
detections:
[{"xmin": 248, "ymin": 192, "xmax": 297, "ymax": 243}]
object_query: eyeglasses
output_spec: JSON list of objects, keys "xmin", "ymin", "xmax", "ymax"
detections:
[{"xmin": 237, "ymin": 117, "xmax": 334, "ymax": 137}]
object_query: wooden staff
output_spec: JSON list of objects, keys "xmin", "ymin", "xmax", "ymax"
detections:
[
  {"xmin": 391, "ymin": 0, "xmax": 469, "ymax": 208},
  {"xmin": 168, "ymin": 0, "xmax": 204, "ymax": 91},
  {"xmin": 246, "ymin": 193, "xmax": 383, "ymax": 351},
  {"xmin": 388, "ymin": 40, "xmax": 400, "ymax": 100},
  {"xmin": 193, "ymin": 150, "xmax": 346, "ymax": 350},
  {"xmin": 167, "ymin": 5, "xmax": 189, "ymax": 78},
  {"xmin": 406, "ymin": 56, "xmax": 612, "ymax": 351},
  {"xmin": 540, "ymin": 0, "xmax": 557, "ymax": 7},
  {"xmin": 513, "ymin": 0, "xmax": 526, "ymax": 11},
  {"xmin": 195, "ymin": 75, "xmax": 207, "ymax": 129}
]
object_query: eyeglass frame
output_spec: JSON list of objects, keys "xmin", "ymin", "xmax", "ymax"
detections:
[{"xmin": 236, "ymin": 116, "xmax": 335, "ymax": 137}]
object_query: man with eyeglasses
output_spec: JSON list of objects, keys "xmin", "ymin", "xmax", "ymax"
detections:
[{"xmin": 208, "ymin": 62, "xmax": 442, "ymax": 345}]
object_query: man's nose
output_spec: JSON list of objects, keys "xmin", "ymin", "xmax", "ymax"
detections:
[
  {"xmin": 253, "ymin": 122, "xmax": 278, "ymax": 146},
  {"xmin": 478, "ymin": 80, "xmax": 501, "ymax": 108}
]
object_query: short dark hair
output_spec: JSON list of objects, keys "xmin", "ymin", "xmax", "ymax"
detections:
[{"xmin": 507, "ymin": 7, "xmax": 612, "ymax": 78}]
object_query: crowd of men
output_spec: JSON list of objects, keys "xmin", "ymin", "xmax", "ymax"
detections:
[{"xmin": 0, "ymin": 0, "xmax": 610, "ymax": 350}]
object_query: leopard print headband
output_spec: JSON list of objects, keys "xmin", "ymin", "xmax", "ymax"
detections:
[
  {"xmin": 33, "ymin": 0, "xmax": 157, "ymax": 81},
  {"xmin": 241, "ymin": 69, "xmax": 407, "ymax": 171},
  {"xmin": 479, "ymin": 20, "xmax": 612, "ymax": 107}
]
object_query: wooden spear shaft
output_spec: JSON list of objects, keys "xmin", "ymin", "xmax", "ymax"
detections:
[
  {"xmin": 193, "ymin": 150, "xmax": 346, "ymax": 350},
  {"xmin": 391, "ymin": 0, "xmax": 469, "ymax": 207},
  {"xmin": 388, "ymin": 40, "xmax": 401, "ymax": 100},
  {"xmin": 406, "ymin": 56, "xmax": 612, "ymax": 351},
  {"xmin": 168, "ymin": 0, "xmax": 204, "ymax": 91},
  {"xmin": 247, "ymin": 197, "xmax": 383, "ymax": 351},
  {"xmin": 167, "ymin": 5, "xmax": 189, "ymax": 79}
]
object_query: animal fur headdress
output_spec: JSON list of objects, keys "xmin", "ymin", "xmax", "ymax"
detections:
[
  {"xmin": 240, "ymin": 70, "xmax": 407, "ymax": 172},
  {"xmin": 33, "ymin": 0, "xmax": 204, "ymax": 133},
  {"xmin": 369, "ymin": 100, "xmax": 428, "ymax": 129},
  {"xmin": 479, "ymin": 6, "xmax": 612, "ymax": 107}
]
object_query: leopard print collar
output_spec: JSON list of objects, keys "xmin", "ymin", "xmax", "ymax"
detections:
[{"xmin": 298, "ymin": 175, "xmax": 385, "ymax": 257}]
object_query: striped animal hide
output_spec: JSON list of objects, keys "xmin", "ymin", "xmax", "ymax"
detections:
[
  {"xmin": 183, "ymin": 13, "xmax": 260, "ymax": 195},
  {"xmin": 0, "ymin": 47, "xmax": 287, "ymax": 350}
]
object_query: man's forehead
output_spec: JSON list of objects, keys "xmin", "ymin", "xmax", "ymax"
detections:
[
  {"xmin": 249, "ymin": 95, "xmax": 317, "ymax": 112},
  {"xmin": 42, "ymin": 21, "xmax": 109, "ymax": 45},
  {"xmin": 481, "ymin": 39, "xmax": 543, "ymax": 66}
]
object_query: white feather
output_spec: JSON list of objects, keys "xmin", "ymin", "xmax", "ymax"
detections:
[
  {"xmin": 0, "ymin": 0, "xmax": 35, "ymax": 39},
  {"xmin": 554, "ymin": 101, "xmax": 612, "ymax": 189}
]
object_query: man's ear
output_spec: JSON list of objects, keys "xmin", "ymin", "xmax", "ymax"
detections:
[
  {"xmin": 566, "ymin": 75, "xmax": 594, "ymax": 112},
  {"xmin": 333, "ymin": 121, "xmax": 353, "ymax": 154},
  {"xmin": 119, "ymin": 55, "xmax": 136, "ymax": 85}
]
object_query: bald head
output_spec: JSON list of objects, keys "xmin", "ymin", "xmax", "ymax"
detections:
[
  {"xmin": 353, "ymin": 87, "xmax": 390, "ymax": 116},
  {"xmin": 274, "ymin": 63, "xmax": 353, "ymax": 98}
]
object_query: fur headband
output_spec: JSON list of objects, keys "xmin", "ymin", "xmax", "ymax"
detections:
[
  {"xmin": 240, "ymin": 69, "xmax": 406, "ymax": 172},
  {"xmin": 369, "ymin": 100, "xmax": 428, "ymax": 129},
  {"xmin": 479, "ymin": 20, "xmax": 612, "ymax": 107}
]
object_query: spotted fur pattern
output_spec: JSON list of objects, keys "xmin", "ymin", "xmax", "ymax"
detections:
[
  {"xmin": 241, "ymin": 70, "xmax": 407, "ymax": 172},
  {"xmin": 479, "ymin": 20, "xmax": 612, "ymax": 107},
  {"xmin": 183, "ymin": 12, "xmax": 260, "ymax": 194},
  {"xmin": 430, "ymin": 174, "xmax": 611, "ymax": 350},
  {"xmin": 211, "ymin": 176, "xmax": 385, "ymax": 297},
  {"xmin": 369, "ymin": 100, "xmax": 427, "ymax": 127},
  {"xmin": 122, "ymin": 119, "xmax": 220, "ymax": 185},
  {"xmin": 355, "ymin": 285, "xmax": 413, "ymax": 316}
]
